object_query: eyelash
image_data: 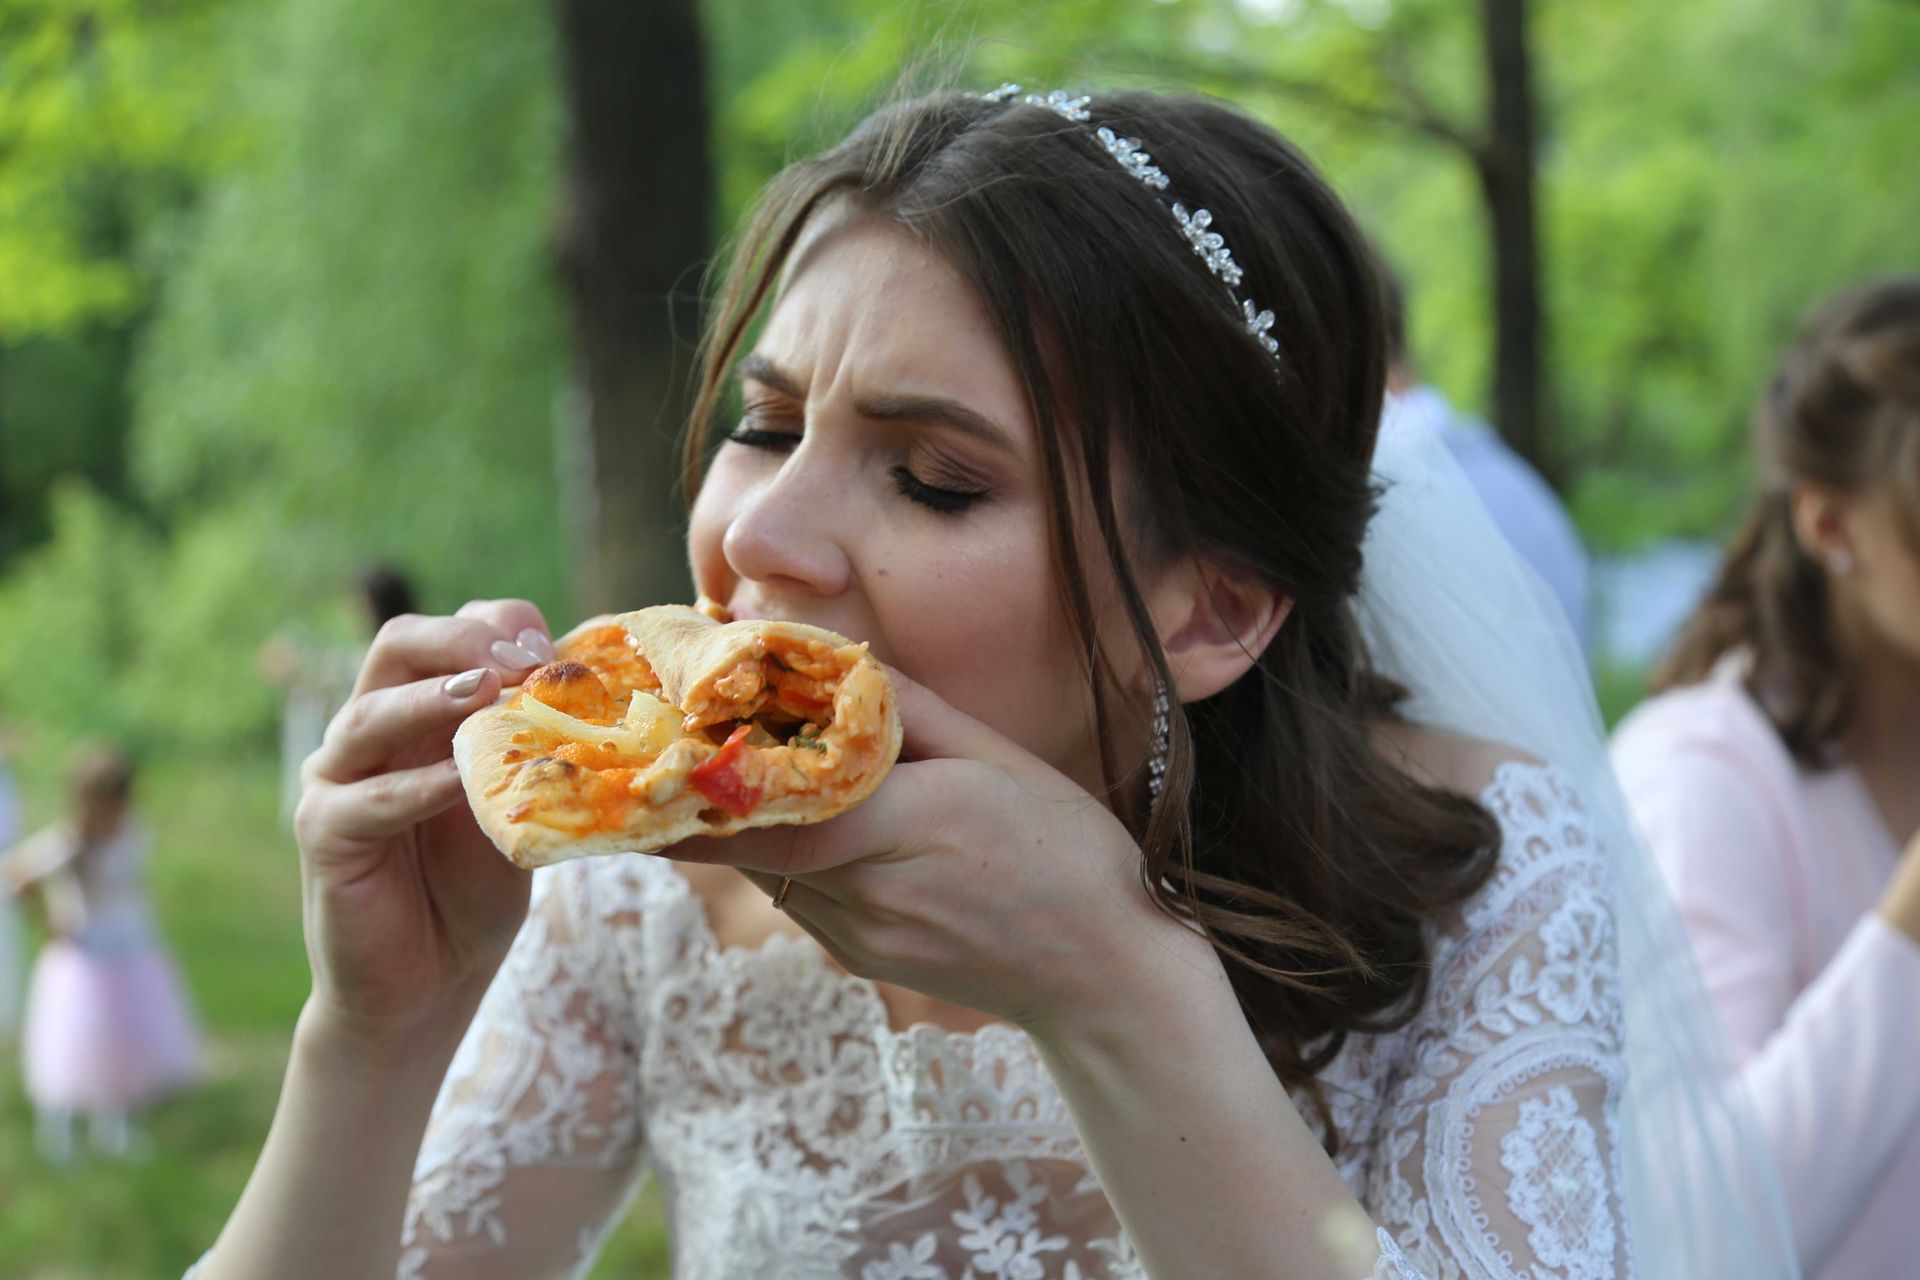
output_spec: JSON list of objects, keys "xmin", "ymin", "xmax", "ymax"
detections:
[{"xmin": 724, "ymin": 423, "xmax": 989, "ymax": 516}]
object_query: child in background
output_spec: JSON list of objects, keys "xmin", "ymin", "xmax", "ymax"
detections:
[{"xmin": 3, "ymin": 747, "xmax": 202, "ymax": 1162}]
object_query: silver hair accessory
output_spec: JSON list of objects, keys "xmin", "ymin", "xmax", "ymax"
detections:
[
  {"xmin": 979, "ymin": 84, "xmax": 1280, "ymax": 359},
  {"xmin": 1147, "ymin": 684, "xmax": 1171, "ymax": 801}
]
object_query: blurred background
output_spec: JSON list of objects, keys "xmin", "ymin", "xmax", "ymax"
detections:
[{"xmin": 0, "ymin": 0, "xmax": 1915, "ymax": 1274}]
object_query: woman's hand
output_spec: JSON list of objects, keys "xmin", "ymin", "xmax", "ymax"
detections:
[
  {"xmin": 293, "ymin": 599, "xmax": 554, "ymax": 1046},
  {"xmin": 660, "ymin": 671, "xmax": 1214, "ymax": 1034}
]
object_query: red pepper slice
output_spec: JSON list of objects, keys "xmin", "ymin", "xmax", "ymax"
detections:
[{"xmin": 688, "ymin": 724, "xmax": 763, "ymax": 817}]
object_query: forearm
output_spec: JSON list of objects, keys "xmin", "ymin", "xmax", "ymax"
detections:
[
  {"xmin": 1029, "ymin": 926, "xmax": 1382, "ymax": 1280},
  {"xmin": 1737, "ymin": 912, "xmax": 1920, "ymax": 1270},
  {"xmin": 194, "ymin": 1000, "xmax": 469, "ymax": 1280}
]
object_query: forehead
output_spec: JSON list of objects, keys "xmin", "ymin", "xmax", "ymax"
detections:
[{"xmin": 757, "ymin": 208, "xmax": 1027, "ymax": 419}]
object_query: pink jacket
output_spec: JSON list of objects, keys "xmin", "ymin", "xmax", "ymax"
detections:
[{"xmin": 1613, "ymin": 660, "xmax": 1920, "ymax": 1277}]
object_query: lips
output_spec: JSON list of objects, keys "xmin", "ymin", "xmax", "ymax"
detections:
[{"xmin": 722, "ymin": 598, "xmax": 889, "ymax": 664}]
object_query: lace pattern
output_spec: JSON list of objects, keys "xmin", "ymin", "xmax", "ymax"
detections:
[{"xmin": 367, "ymin": 762, "xmax": 1633, "ymax": 1278}]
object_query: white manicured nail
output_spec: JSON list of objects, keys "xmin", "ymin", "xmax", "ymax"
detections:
[
  {"xmin": 518, "ymin": 629, "xmax": 557, "ymax": 663},
  {"xmin": 443, "ymin": 669, "xmax": 486, "ymax": 698},
  {"xmin": 489, "ymin": 639, "xmax": 541, "ymax": 670}
]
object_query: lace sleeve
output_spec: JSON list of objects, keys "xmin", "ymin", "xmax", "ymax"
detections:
[
  {"xmin": 1367, "ymin": 766, "xmax": 1634, "ymax": 1280},
  {"xmin": 399, "ymin": 856, "xmax": 649, "ymax": 1279}
]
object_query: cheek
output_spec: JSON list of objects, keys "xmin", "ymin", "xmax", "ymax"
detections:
[
  {"xmin": 1855, "ymin": 518, "xmax": 1920, "ymax": 656},
  {"xmin": 686, "ymin": 462, "xmax": 747, "ymax": 596},
  {"xmin": 1874, "ymin": 558, "xmax": 1920, "ymax": 653},
  {"xmin": 873, "ymin": 518, "xmax": 1093, "ymax": 765},
  {"xmin": 686, "ymin": 460, "xmax": 1097, "ymax": 769}
]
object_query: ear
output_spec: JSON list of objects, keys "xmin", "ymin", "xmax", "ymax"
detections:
[
  {"xmin": 1790, "ymin": 480, "xmax": 1859, "ymax": 573},
  {"xmin": 1141, "ymin": 560, "xmax": 1293, "ymax": 703}
]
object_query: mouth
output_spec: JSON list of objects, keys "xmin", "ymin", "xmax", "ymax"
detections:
[{"xmin": 722, "ymin": 597, "xmax": 885, "ymax": 665}]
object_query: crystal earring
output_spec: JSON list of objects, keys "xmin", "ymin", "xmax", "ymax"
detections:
[
  {"xmin": 1827, "ymin": 549, "xmax": 1856, "ymax": 576},
  {"xmin": 1148, "ymin": 685, "xmax": 1171, "ymax": 801}
]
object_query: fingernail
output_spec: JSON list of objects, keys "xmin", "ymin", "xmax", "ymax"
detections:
[
  {"xmin": 489, "ymin": 639, "xmax": 541, "ymax": 670},
  {"xmin": 518, "ymin": 629, "xmax": 557, "ymax": 663},
  {"xmin": 443, "ymin": 669, "xmax": 486, "ymax": 698}
]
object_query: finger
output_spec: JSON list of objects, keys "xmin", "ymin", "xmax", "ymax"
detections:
[
  {"xmin": 310, "ymin": 668, "xmax": 502, "ymax": 782},
  {"xmin": 298, "ymin": 757, "xmax": 467, "ymax": 846},
  {"xmin": 736, "ymin": 870, "xmax": 868, "ymax": 964},
  {"xmin": 885, "ymin": 664, "xmax": 1035, "ymax": 772},
  {"xmin": 454, "ymin": 598, "xmax": 557, "ymax": 664},
  {"xmin": 739, "ymin": 867, "xmax": 860, "ymax": 910},
  {"xmin": 355, "ymin": 612, "xmax": 545, "ymax": 697}
]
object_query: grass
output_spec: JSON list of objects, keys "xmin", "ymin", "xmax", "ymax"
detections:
[{"xmin": 0, "ymin": 743, "xmax": 669, "ymax": 1279}]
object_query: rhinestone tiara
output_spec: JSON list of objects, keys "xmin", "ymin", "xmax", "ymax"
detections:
[{"xmin": 979, "ymin": 84, "xmax": 1279, "ymax": 359}]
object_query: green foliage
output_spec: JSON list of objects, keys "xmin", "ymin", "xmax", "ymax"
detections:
[
  {"xmin": 707, "ymin": 0, "xmax": 1920, "ymax": 555},
  {"xmin": 0, "ymin": 0, "xmax": 241, "ymax": 338},
  {"xmin": 0, "ymin": 477, "xmax": 155, "ymax": 743},
  {"xmin": 2, "ymin": 0, "xmax": 574, "ymax": 752},
  {"xmin": 131, "ymin": 0, "xmax": 569, "ymax": 608},
  {"xmin": 0, "ymin": 0, "xmax": 1912, "ymax": 754}
]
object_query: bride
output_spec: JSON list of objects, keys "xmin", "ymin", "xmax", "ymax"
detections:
[{"xmin": 190, "ymin": 86, "xmax": 1796, "ymax": 1278}]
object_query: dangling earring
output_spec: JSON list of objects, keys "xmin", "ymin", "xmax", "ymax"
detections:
[{"xmin": 1148, "ymin": 685, "xmax": 1171, "ymax": 801}]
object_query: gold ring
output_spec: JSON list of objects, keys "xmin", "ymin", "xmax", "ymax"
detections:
[{"xmin": 771, "ymin": 877, "xmax": 793, "ymax": 910}]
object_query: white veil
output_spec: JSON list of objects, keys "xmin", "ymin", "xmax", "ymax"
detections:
[{"xmin": 1358, "ymin": 415, "xmax": 1800, "ymax": 1277}]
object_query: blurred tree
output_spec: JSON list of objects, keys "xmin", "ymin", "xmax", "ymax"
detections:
[
  {"xmin": 553, "ymin": 0, "xmax": 711, "ymax": 615},
  {"xmin": 84, "ymin": 0, "xmax": 567, "ymax": 748},
  {"xmin": 130, "ymin": 0, "xmax": 567, "ymax": 597},
  {"xmin": 1086, "ymin": 0, "xmax": 1553, "ymax": 474},
  {"xmin": 0, "ymin": 0, "xmax": 242, "ymax": 562},
  {"xmin": 713, "ymin": 0, "xmax": 1919, "ymax": 550}
]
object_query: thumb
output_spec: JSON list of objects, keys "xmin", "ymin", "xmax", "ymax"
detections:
[{"xmin": 885, "ymin": 664, "xmax": 1036, "ymax": 774}]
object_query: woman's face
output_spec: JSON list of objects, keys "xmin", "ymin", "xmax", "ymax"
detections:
[
  {"xmin": 687, "ymin": 210, "xmax": 1146, "ymax": 795},
  {"xmin": 1838, "ymin": 484, "xmax": 1920, "ymax": 670}
]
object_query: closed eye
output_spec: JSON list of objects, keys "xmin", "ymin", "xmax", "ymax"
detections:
[
  {"xmin": 890, "ymin": 465, "xmax": 986, "ymax": 515},
  {"xmin": 724, "ymin": 424, "xmax": 799, "ymax": 451}
]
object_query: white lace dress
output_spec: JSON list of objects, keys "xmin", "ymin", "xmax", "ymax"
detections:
[{"xmin": 353, "ymin": 762, "xmax": 1633, "ymax": 1279}]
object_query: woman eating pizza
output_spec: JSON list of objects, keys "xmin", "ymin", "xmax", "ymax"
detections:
[{"xmin": 188, "ymin": 86, "xmax": 1800, "ymax": 1278}]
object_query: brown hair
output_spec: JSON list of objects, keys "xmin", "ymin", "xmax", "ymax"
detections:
[
  {"xmin": 1655, "ymin": 279, "xmax": 1920, "ymax": 766},
  {"xmin": 71, "ymin": 744, "xmax": 135, "ymax": 848},
  {"xmin": 681, "ymin": 88, "xmax": 1499, "ymax": 1142}
]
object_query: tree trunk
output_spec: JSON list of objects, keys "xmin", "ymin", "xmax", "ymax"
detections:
[
  {"xmin": 552, "ymin": 0, "xmax": 712, "ymax": 615},
  {"xmin": 1476, "ymin": 0, "xmax": 1550, "ymax": 481}
]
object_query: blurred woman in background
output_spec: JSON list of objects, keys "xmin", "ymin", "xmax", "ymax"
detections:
[
  {"xmin": 1613, "ymin": 278, "xmax": 1920, "ymax": 1277},
  {"xmin": 3, "ymin": 746, "xmax": 202, "ymax": 1162},
  {"xmin": 259, "ymin": 562, "xmax": 419, "ymax": 822}
]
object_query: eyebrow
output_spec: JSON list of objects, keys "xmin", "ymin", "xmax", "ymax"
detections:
[{"xmin": 735, "ymin": 351, "xmax": 1017, "ymax": 455}]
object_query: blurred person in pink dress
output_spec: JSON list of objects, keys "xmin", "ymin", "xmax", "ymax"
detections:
[
  {"xmin": 2, "ymin": 747, "xmax": 202, "ymax": 1161},
  {"xmin": 1613, "ymin": 278, "xmax": 1920, "ymax": 1278}
]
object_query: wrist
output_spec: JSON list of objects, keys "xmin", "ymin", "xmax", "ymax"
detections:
[
  {"xmin": 294, "ymin": 994, "xmax": 474, "ymax": 1089},
  {"xmin": 1025, "ymin": 905, "xmax": 1241, "ymax": 1064}
]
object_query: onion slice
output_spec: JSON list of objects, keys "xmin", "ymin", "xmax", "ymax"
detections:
[{"xmin": 521, "ymin": 692, "xmax": 679, "ymax": 762}]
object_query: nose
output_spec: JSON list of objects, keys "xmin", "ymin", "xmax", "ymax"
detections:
[{"xmin": 721, "ymin": 448, "xmax": 854, "ymax": 599}]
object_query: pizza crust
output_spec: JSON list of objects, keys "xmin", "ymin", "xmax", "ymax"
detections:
[{"xmin": 454, "ymin": 607, "xmax": 902, "ymax": 869}]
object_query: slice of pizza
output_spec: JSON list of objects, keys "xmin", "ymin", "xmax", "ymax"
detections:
[{"xmin": 454, "ymin": 604, "xmax": 901, "ymax": 868}]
